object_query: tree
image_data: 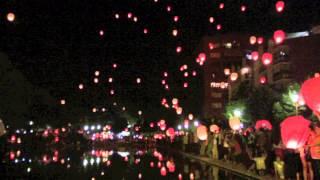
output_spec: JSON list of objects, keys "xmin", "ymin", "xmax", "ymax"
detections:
[{"xmin": 225, "ymin": 100, "xmax": 252, "ymax": 124}]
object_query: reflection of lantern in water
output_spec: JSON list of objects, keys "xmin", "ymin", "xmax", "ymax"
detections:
[
  {"xmin": 276, "ymin": 1, "xmax": 285, "ymax": 13},
  {"xmin": 273, "ymin": 30, "xmax": 286, "ymax": 44},
  {"xmin": 281, "ymin": 116, "xmax": 311, "ymax": 149},
  {"xmin": 262, "ymin": 53, "xmax": 273, "ymax": 65},
  {"xmin": 160, "ymin": 166, "xmax": 167, "ymax": 176},
  {"xmin": 300, "ymin": 77, "xmax": 320, "ymax": 113},
  {"xmin": 229, "ymin": 117, "xmax": 241, "ymax": 130},
  {"xmin": 197, "ymin": 125, "xmax": 208, "ymax": 140}
]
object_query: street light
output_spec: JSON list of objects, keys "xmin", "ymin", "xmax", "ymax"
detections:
[{"xmin": 233, "ymin": 109, "xmax": 242, "ymax": 117}]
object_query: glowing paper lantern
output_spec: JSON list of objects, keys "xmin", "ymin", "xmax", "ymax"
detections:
[
  {"xmin": 208, "ymin": 42, "xmax": 215, "ymax": 50},
  {"xmin": 250, "ymin": 36, "xmax": 257, "ymax": 45},
  {"xmin": 198, "ymin": 53, "xmax": 206, "ymax": 62},
  {"xmin": 167, "ymin": 5, "xmax": 172, "ymax": 12},
  {"xmin": 224, "ymin": 68, "xmax": 231, "ymax": 76},
  {"xmin": 216, "ymin": 24, "xmax": 222, "ymax": 30},
  {"xmin": 160, "ymin": 166, "xmax": 167, "ymax": 176},
  {"xmin": 172, "ymin": 98, "xmax": 179, "ymax": 105},
  {"xmin": 210, "ymin": 124, "xmax": 220, "ymax": 133},
  {"xmin": 188, "ymin": 114, "xmax": 194, "ymax": 120},
  {"xmin": 173, "ymin": 16, "xmax": 179, "ymax": 22},
  {"xmin": 127, "ymin": 12, "xmax": 133, "ymax": 19},
  {"xmin": 229, "ymin": 117, "xmax": 241, "ymax": 130},
  {"xmin": 94, "ymin": 78, "xmax": 99, "ymax": 83},
  {"xmin": 260, "ymin": 76, "xmax": 267, "ymax": 84},
  {"xmin": 209, "ymin": 17, "xmax": 215, "ymax": 23},
  {"xmin": 255, "ymin": 120, "xmax": 272, "ymax": 130},
  {"xmin": 166, "ymin": 128, "xmax": 175, "ymax": 138},
  {"xmin": 251, "ymin": 51, "xmax": 259, "ymax": 61},
  {"xmin": 196, "ymin": 125, "xmax": 208, "ymax": 141},
  {"xmin": 99, "ymin": 30, "xmax": 104, "ymax": 36},
  {"xmin": 262, "ymin": 53, "xmax": 273, "ymax": 65},
  {"xmin": 172, "ymin": 29, "xmax": 178, "ymax": 36},
  {"xmin": 230, "ymin": 72, "xmax": 238, "ymax": 81},
  {"xmin": 176, "ymin": 46, "xmax": 182, "ymax": 53},
  {"xmin": 60, "ymin": 99, "xmax": 66, "ymax": 105},
  {"xmin": 7, "ymin": 13, "xmax": 15, "ymax": 22},
  {"xmin": 276, "ymin": 1, "xmax": 285, "ymax": 13},
  {"xmin": 150, "ymin": 122, "xmax": 154, "ymax": 128},
  {"xmin": 273, "ymin": 30, "xmax": 286, "ymax": 44},
  {"xmin": 257, "ymin": 37, "xmax": 264, "ymax": 44},
  {"xmin": 78, "ymin": 84, "xmax": 84, "ymax": 90},
  {"xmin": 136, "ymin": 78, "xmax": 141, "ymax": 84},
  {"xmin": 115, "ymin": 13, "xmax": 120, "ymax": 19},
  {"xmin": 240, "ymin": 5, "xmax": 246, "ymax": 12},
  {"xmin": 143, "ymin": 28, "xmax": 148, "ymax": 34},
  {"xmin": 300, "ymin": 77, "xmax": 320, "ymax": 113},
  {"xmin": 219, "ymin": 3, "xmax": 224, "ymax": 9},
  {"xmin": 280, "ymin": 116, "xmax": 311, "ymax": 149}
]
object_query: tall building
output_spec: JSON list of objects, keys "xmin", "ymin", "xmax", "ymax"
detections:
[{"xmin": 200, "ymin": 34, "xmax": 254, "ymax": 120}]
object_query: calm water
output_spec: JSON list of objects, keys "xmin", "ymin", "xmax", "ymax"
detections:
[{"xmin": 1, "ymin": 135, "xmax": 247, "ymax": 180}]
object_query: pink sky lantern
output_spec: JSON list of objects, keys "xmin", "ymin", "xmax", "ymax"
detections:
[
  {"xmin": 216, "ymin": 24, "xmax": 222, "ymax": 30},
  {"xmin": 240, "ymin": 5, "xmax": 246, "ymax": 12},
  {"xmin": 160, "ymin": 124, "xmax": 166, "ymax": 131},
  {"xmin": 229, "ymin": 117, "xmax": 241, "ymax": 130},
  {"xmin": 257, "ymin": 37, "xmax": 264, "ymax": 44},
  {"xmin": 300, "ymin": 77, "xmax": 320, "ymax": 114},
  {"xmin": 167, "ymin": 5, "xmax": 172, "ymax": 12},
  {"xmin": 166, "ymin": 161, "xmax": 176, "ymax": 173},
  {"xmin": 219, "ymin": 3, "xmax": 224, "ymax": 9},
  {"xmin": 276, "ymin": 1, "xmax": 285, "ymax": 13},
  {"xmin": 172, "ymin": 29, "xmax": 178, "ymax": 37},
  {"xmin": 160, "ymin": 166, "xmax": 167, "ymax": 176},
  {"xmin": 172, "ymin": 98, "xmax": 179, "ymax": 105},
  {"xmin": 166, "ymin": 128, "xmax": 175, "ymax": 137},
  {"xmin": 150, "ymin": 122, "xmax": 155, "ymax": 128},
  {"xmin": 260, "ymin": 76, "xmax": 267, "ymax": 84},
  {"xmin": 173, "ymin": 16, "xmax": 179, "ymax": 22},
  {"xmin": 208, "ymin": 42, "xmax": 215, "ymax": 49},
  {"xmin": 255, "ymin": 120, "xmax": 272, "ymax": 130},
  {"xmin": 196, "ymin": 125, "xmax": 208, "ymax": 141},
  {"xmin": 273, "ymin": 30, "xmax": 286, "ymax": 44},
  {"xmin": 176, "ymin": 107, "xmax": 183, "ymax": 115},
  {"xmin": 198, "ymin": 53, "xmax": 206, "ymax": 62},
  {"xmin": 251, "ymin": 51, "xmax": 259, "ymax": 61},
  {"xmin": 230, "ymin": 72, "xmax": 238, "ymax": 81},
  {"xmin": 210, "ymin": 124, "xmax": 220, "ymax": 133},
  {"xmin": 281, "ymin": 116, "xmax": 311, "ymax": 149},
  {"xmin": 209, "ymin": 17, "xmax": 215, "ymax": 23},
  {"xmin": 143, "ymin": 28, "xmax": 148, "ymax": 34},
  {"xmin": 176, "ymin": 46, "xmax": 182, "ymax": 53},
  {"xmin": 262, "ymin": 53, "xmax": 273, "ymax": 65}
]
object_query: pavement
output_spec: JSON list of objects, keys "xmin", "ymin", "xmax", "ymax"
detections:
[{"xmin": 179, "ymin": 152, "xmax": 275, "ymax": 180}]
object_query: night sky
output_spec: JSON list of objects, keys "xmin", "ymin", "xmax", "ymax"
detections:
[{"xmin": 1, "ymin": 0, "xmax": 320, "ymax": 124}]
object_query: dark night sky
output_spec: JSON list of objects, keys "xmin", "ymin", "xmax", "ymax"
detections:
[{"xmin": 1, "ymin": 0, "xmax": 320, "ymax": 124}]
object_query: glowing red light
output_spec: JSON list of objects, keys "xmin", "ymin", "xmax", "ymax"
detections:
[
  {"xmin": 173, "ymin": 16, "xmax": 179, "ymax": 22},
  {"xmin": 241, "ymin": 5, "xmax": 246, "ymax": 12},
  {"xmin": 209, "ymin": 17, "xmax": 215, "ymax": 23},
  {"xmin": 251, "ymin": 51, "xmax": 259, "ymax": 61},
  {"xmin": 257, "ymin": 37, "xmax": 264, "ymax": 44},
  {"xmin": 260, "ymin": 76, "xmax": 267, "ymax": 84},
  {"xmin": 276, "ymin": 1, "xmax": 285, "ymax": 13},
  {"xmin": 262, "ymin": 53, "xmax": 273, "ymax": 65},
  {"xmin": 273, "ymin": 30, "xmax": 286, "ymax": 44},
  {"xmin": 216, "ymin": 24, "xmax": 222, "ymax": 30}
]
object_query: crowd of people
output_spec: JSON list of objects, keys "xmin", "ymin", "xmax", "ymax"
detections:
[{"xmin": 180, "ymin": 121, "xmax": 320, "ymax": 180}]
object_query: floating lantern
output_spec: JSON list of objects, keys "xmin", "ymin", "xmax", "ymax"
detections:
[
  {"xmin": 150, "ymin": 161, "xmax": 155, "ymax": 167},
  {"xmin": 188, "ymin": 114, "xmax": 194, "ymax": 120},
  {"xmin": 276, "ymin": 1, "xmax": 285, "ymax": 13},
  {"xmin": 133, "ymin": 17, "xmax": 138, "ymax": 22},
  {"xmin": 143, "ymin": 28, "xmax": 148, "ymax": 34},
  {"xmin": 176, "ymin": 46, "xmax": 182, "ymax": 53},
  {"xmin": 281, "ymin": 116, "xmax": 311, "ymax": 149},
  {"xmin": 262, "ymin": 53, "xmax": 273, "ymax": 65},
  {"xmin": 257, "ymin": 37, "xmax": 264, "ymax": 44},
  {"xmin": 251, "ymin": 51, "xmax": 259, "ymax": 61},
  {"xmin": 230, "ymin": 72, "xmax": 239, "ymax": 81},
  {"xmin": 99, "ymin": 30, "xmax": 104, "ymax": 36},
  {"xmin": 78, "ymin": 84, "xmax": 84, "ymax": 90},
  {"xmin": 273, "ymin": 30, "xmax": 286, "ymax": 44},
  {"xmin": 196, "ymin": 125, "xmax": 208, "ymax": 141},
  {"xmin": 172, "ymin": 29, "xmax": 178, "ymax": 36},
  {"xmin": 173, "ymin": 16, "xmax": 179, "ymax": 22},
  {"xmin": 166, "ymin": 128, "xmax": 175, "ymax": 138},
  {"xmin": 229, "ymin": 117, "xmax": 241, "ymax": 130},
  {"xmin": 260, "ymin": 76, "xmax": 267, "ymax": 84},
  {"xmin": 198, "ymin": 53, "xmax": 206, "ymax": 62},
  {"xmin": 219, "ymin": 3, "xmax": 224, "ymax": 9},
  {"xmin": 136, "ymin": 78, "xmax": 141, "ymax": 84},
  {"xmin": 160, "ymin": 166, "xmax": 167, "ymax": 176},
  {"xmin": 300, "ymin": 77, "xmax": 320, "ymax": 113},
  {"xmin": 115, "ymin": 13, "xmax": 120, "ymax": 19},
  {"xmin": 150, "ymin": 122, "xmax": 154, "ymax": 128},
  {"xmin": 172, "ymin": 98, "xmax": 179, "ymax": 105},
  {"xmin": 241, "ymin": 67, "xmax": 250, "ymax": 75},
  {"xmin": 183, "ymin": 82, "xmax": 188, "ymax": 88},
  {"xmin": 216, "ymin": 24, "xmax": 222, "ymax": 30},
  {"xmin": 60, "ymin": 99, "xmax": 66, "ymax": 105},
  {"xmin": 209, "ymin": 17, "xmax": 215, "ymax": 23},
  {"xmin": 176, "ymin": 107, "xmax": 183, "ymax": 115},
  {"xmin": 210, "ymin": 124, "xmax": 220, "ymax": 133},
  {"xmin": 255, "ymin": 120, "xmax": 272, "ymax": 130},
  {"xmin": 94, "ymin": 78, "xmax": 99, "ymax": 83},
  {"xmin": 240, "ymin": 5, "xmax": 246, "ymax": 12},
  {"xmin": 250, "ymin": 36, "xmax": 257, "ymax": 45},
  {"xmin": 167, "ymin": 5, "xmax": 172, "ymax": 12},
  {"xmin": 224, "ymin": 68, "xmax": 231, "ymax": 76},
  {"xmin": 7, "ymin": 13, "xmax": 15, "ymax": 22},
  {"xmin": 127, "ymin": 12, "xmax": 133, "ymax": 19}
]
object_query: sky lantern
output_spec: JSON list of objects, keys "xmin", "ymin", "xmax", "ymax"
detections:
[
  {"xmin": 224, "ymin": 68, "xmax": 231, "ymax": 76},
  {"xmin": 178, "ymin": 174, "xmax": 183, "ymax": 180},
  {"xmin": 136, "ymin": 78, "xmax": 141, "ymax": 84},
  {"xmin": 108, "ymin": 77, "xmax": 113, "ymax": 83},
  {"xmin": 216, "ymin": 24, "xmax": 222, "ymax": 30},
  {"xmin": 166, "ymin": 128, "xmax": 175, "ymax": 137},
  {"xmin": 300, "ymin": 77, "xmax": 320, "ymax": 114},
  {"xmin": 183, "ymin": 82, "xmax": 188, "ymax": 88},
  {"xmin": 229, "ymin": 117, "xmax": 241, "ymax": 130},
  {"xmin": 219, "ymin": 3, "xmax": 224, "ymax": 9},
  {"xmin": 209, "ymin": 17, "xmax": 215, "ymax": 23},
  {"xmin": 230, "ymin": 72, "xmax": 238, "ymax": 81},
  {"xmin": 150, "ymin": 161, "xmax": 155, "ymax": 168},
  {"xmin": 210, "ymin": 124, "xmax": 220, "ymax": 133},
  {"xmin": 172, "ymin": 29, "xmax": 178, "ymax": 37},
  {"xmin": 276, "ymin": 1, "xmax": 285, "ymax": 13},
  {"xmin": 161, "ymin": 79, "xmax": 166, "ymax": 85},
  {"xmin": 115, "ymin": 13, "xmax": 120, "ymax": 19},
  {"xmin": 150, "ymin": 122, "xmax": 155, "ymax": 128},
  {"xmin": 262, "ymin": 53, "xmax": 273, "ymax": 65},
  {"xmin": 241, "ymin": 67, "xmax": 250, "ymax": 75},
  {"xmin": 99, "ymin": 30, "xmax": 104, "ymax": 36},
  {"xmin": 138, "ymin": 173, "xmax": 142, "ymax": 179},
  {"xmin": 281, "ymin": 116, "xmax": 311, "ymax": 149},
  {"xmin": 208, "ymin": 42, "xmax": 215, "ymax": 50},
  {"xmin": 165, "ymin": 85, "xmax": 169, "ymax": 90},
  {"xmin": 60, "ymin": 99, "xmax": 66, "ymax": 105},
  {"xmin": 164, "ymin": 72, "xmax": 168, "ymax": 77},
  {"xmin": 188, "ymin": 113, "xmax": 194, "ymax": 120},
  {"xmin": 255, "ymin": 120, "xmax": 272, "ymax": 130},
  {"xmin": 94, "ymin": 78, "xmax": 99, "ymax": 83},
  {"xmin": 173, "ymin": 16, "xmax": 179, "ymax": 22},
  {"xmin": 167, "ymin": 5, "xmax": 172, "ymax": 12},
  {"xmin": 127, "ymin": 12, "xmax": 133, "ymax": 19},
  {"xmin": 273, "ymin": 30, "xmax": 286, "ymax": 44},
  {"xmin": 240, "ymin": 5, "xmax": 246, "ymax": 12},
  {"xmin": 257, "ymin": 37, "xmax": 264, "ymax": 44},
  {"xmin": 172, "ymin": 98, "xmax": 179, "ymax": 105},
  {"xmin": 166, "ymin": 161, "xmax": 176, "ymax": 172},
  {"xmin": 251, "ymin": 51, "xmax": 259, "ymax": 61},
  {"xmin": 198, "ymin": 53, "xmax": 206, "ymax": 62},
  {"xmin": 110, "ymin": 89, "xmax": 115, "ymax": 95},
  {"xmin": 160, "ymin": 166, "xmax": 167, "ymax": 176},
  {"xmin": 197, "ymin": 125, "xmax": 208, "ymax": 141},
  {"xmin": 192, "ymin": 71, "xmax": 197, "ymax": 76},
  {"xmin": 249, "ymin": 36, "xmax": 257, "ymax": 45},
  {"xmin": 184, "ymin": 72, "xmax": 189, "ymax": 77},
  {"xmin": 94, "ymin": 71, "xmax": 100, "ymax": 76},
  {"xmin": 176, "ymin": 107, "xmax": 183, "ymax": 115},
  {"xmin": 176, "ymin": 46, "xmax": 182, "ymax": 53},
  {"xmin": 113, "ymin": 63, "xmax": 117, "ymax": 68},
  {"xmin": 7, "ymin": 12, "xmax": 15, "ymax": 22},
  {"xmin": 133, "ymin": 16, "xmax": 138, "ymax": 22},
  {"xmin": 260, "ymin": 76, "xmax": 267, "ymax": 84},
  {"xmin": 143, "ymin": 28, "xmax": 148, "ymax": 34},
  {"xmin": 78, "ymin": 84, "xmax": 84, "ymax": 90}
]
